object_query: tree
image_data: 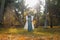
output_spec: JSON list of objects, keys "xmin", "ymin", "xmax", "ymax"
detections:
[
  {"xmin": 47, "ymin": 0, "xmax": 60, "ymax": 28},
  {"xmin": 0, "ymin": 0, "xmax": 5, "ymax": 27},
  {"xmin": 14, "ymin": 0, "xmax": 25, "ymax": 26}
]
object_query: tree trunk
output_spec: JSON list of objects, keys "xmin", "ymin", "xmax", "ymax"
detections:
[
  {"xmin": 0, "ymin": 0, "xmax": 5, "ymax": 27},
  {"xmin": 50, "ymin": 15, "xmax": 53, "ymax": 28}
]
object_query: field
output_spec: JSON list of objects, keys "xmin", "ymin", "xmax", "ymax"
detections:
[{"xmin": 0, "ymin": 26, "xmax": 60, "ymax": 40}]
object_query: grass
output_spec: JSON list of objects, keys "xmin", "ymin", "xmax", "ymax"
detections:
[
  {"xmin": 0, "ymin": 27, "xmax": 60, "ymax": 40},
  {"xmin": 0, "ymin": 27, "xmax": 60, "ymax": 36}
]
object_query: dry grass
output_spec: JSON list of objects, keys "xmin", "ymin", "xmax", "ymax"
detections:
[{"xmin": 0, "ymin": 26, "xmax": 60, "ymax": 40}]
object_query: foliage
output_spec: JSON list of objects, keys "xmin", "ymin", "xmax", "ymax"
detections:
[
  {"xmin": 3, "ymin": 6, "xmax": 20, "ymax": 27},
  {"xmin": 47, "ymin": 0, "xmax": 60, "ymax": 27}
]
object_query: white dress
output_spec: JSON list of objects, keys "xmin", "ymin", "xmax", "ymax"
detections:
[{"xmin": 24, "ymin": 15, "xmax": 34, "ymax": 30}]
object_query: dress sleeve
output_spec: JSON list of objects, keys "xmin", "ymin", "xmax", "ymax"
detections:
[
  {"xmin": 31, "ymin": 16, "xmax": 34, "ymax": 21},
  {"xmin": 26, "ymin": 16, "xmax": 28, "ymax": 21}
]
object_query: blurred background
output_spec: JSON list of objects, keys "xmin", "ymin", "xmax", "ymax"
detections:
[{"xmin": 0, "ymin": 0, "xmax": 60, "ymax": 28}]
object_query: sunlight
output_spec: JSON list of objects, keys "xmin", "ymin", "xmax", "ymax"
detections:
[
  {"xmin": 40, "ymin": 0, "xmax": 45, "ymax": 6},
  {"xmin": 15, "ymin": 0, "xmax": 18, "ymax": 3},
  {"xmin": 40, "ymin": 5, "xmax": 45, "ymax": 13},
  {"xmin": 25, "ymin": 0, "xmax": 46, "ymax": 13},
  {"xmin": 40, "ymin": 0, "xmax": 45, "ymax": 13},
  {"xmin": 9, "ymin": 28, "xmax": 18, "ymax": 33},
  {"xmin": 25, "ymin": 0, "xmax": 38, "ymax": 8}
]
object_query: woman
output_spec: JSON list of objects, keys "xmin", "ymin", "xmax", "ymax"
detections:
[{"xmin": 24, "ymin": 13, "xmax": 34, "ymax": 31}]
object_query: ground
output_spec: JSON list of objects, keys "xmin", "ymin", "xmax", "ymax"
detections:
[{"xmin": 0, "ymin": 26, "xmax": 60, "ymax": 40}]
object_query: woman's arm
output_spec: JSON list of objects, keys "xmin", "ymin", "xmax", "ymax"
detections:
[
  {"xmin": 31, "ymin": 16, "xmax": 34, "ymax": 21},
  {"xmin": 26, "ymin": 16, "xmax": 28, "ymax": 21}
]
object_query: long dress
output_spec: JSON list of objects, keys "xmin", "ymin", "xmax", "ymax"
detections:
[
  {"xmin": 24, "ymin": 15, "xmax": 34, "ymax": 30},
  {"xmin": 28, "ymin": 16, "xmax": 32, "ymax": 31}
]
